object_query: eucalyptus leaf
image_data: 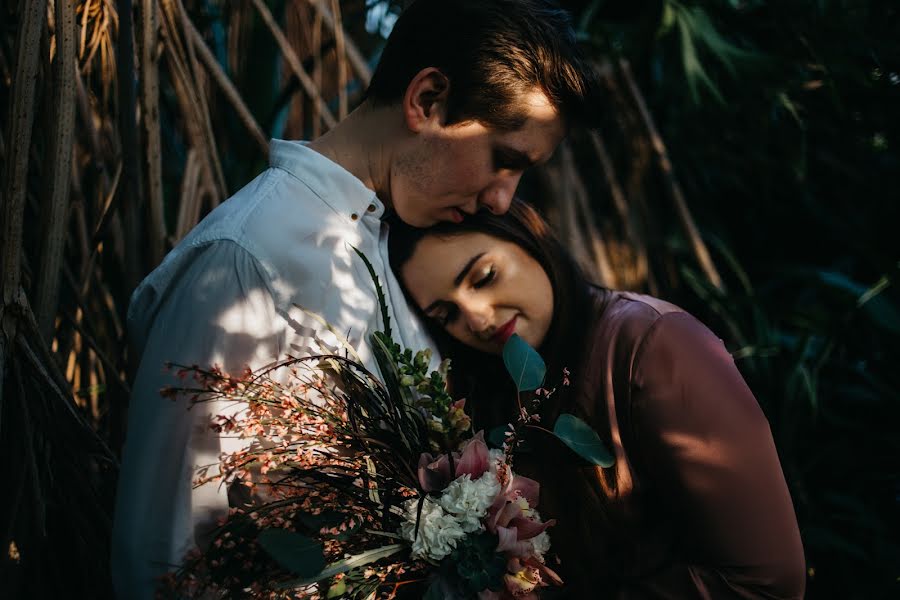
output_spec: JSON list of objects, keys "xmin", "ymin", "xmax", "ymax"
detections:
[
  {"xmin": 256, "ymin": 529, "xmax": 325, "ymax": 577},
  {"xmin": 553, "ymin": 414, "xmax": 614, "ymax": 467},
  {"xmin": 502, "ymin": 333, "xmax": 546, "ymax": 392}
]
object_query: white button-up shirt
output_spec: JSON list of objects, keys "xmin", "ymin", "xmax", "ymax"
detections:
[{"xmin": 111, "ymin": 139, "xmax": 439, "ymax": 598}]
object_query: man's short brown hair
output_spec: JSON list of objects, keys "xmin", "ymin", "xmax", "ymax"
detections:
[{"xmin": 366, "ymin": 0, "xmax": 600, "ymax": 131}]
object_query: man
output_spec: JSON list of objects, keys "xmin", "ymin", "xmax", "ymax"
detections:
[{"xmin": 111, "ymin": 0, "xmax": 599, "ymax": 596}]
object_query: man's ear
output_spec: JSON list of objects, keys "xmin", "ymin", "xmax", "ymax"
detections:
[{"xmin": 403, "ymin": 67, "xmax": 450, "ymax": 133}]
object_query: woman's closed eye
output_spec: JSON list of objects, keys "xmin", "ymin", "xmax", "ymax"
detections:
[{"xmin": 473, "ymin": 265, "xmax": 496, "ymax": 288}]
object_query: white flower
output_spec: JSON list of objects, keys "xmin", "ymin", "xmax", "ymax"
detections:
[
  {"xmin": 438, "ymin": 472, "xmax": 501, "ymax": 533},
  {"xmin": 399, "ymin": 497, "xmax": 466, "ymax": 561},
  {"xmin": 530, "ymin": 530, "xmax": 551, "ymax": 558}
]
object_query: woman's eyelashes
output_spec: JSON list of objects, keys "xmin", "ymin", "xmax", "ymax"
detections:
[
  {"xmin": 430, "ymin": 264, "xmax": 496, "ymax": 327},
  {"xmin": 473, "ymin": 264, "xmax": 496, "ymax": 289}
]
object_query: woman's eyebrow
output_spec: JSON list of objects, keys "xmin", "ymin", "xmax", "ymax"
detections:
[
  {"xmin": 454, "ymin": 252, "xmax": 486, "ymax": 286},
  {"xmin": 422, "ymin": 252, "xmax": 486, "ymax": 314}
]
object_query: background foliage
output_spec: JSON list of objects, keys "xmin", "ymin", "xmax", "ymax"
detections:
[{"xmin": 0, "ymin": 0, "xmax": 897, "ymax": 597}]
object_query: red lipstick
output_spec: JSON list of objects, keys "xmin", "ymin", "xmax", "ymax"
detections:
[{"xmin": 492, "ymin": 316, "xmax": 518, "ymax": 345}]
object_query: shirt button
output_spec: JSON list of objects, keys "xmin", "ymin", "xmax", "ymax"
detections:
[
  {"xmin": 367, "ymin": 204, "xmax": 376, "ymax": 213},
  {"xmin": 351, "ymin": 213, "xmax": 359, "ymax": 221}
]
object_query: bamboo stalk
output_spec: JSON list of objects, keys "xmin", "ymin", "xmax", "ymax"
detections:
[
  {"xmin": 312, "ymin": 0, "xmax": 371, "ymax": 87},
  {"xmin": 619, "ymin": 59, "xmax": 724, "ymax": 291},
  {"xmin": 251, "ymin": 0, "xmax": 336, "ymax": 129},
  {"xmin": 186, "ymin": 19, "xmax": 269, "ymax": 157},
  {"xmin": 1, "ymin": 0, "xmax": 44, "ymax": 308},
  {"xmin": 35, "ymin": 0, "xmax": 78, "ymax": 343},
  {"xmin": 140, "ymin": 0, "xmax": 166, "ymax": 267}
]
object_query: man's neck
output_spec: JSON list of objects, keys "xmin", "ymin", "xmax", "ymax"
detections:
[{"xmin": 306, "ymin": 102, "xmax": 396, "ymax": 207}]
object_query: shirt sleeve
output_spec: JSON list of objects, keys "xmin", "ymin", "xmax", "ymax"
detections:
[
  {"xmin": 627, "ymin": 311, "xmax": 806, "ymax": 599},
  {"xmin": 111, "ymin": 240, "xmax": 283, "ymax": 600}
]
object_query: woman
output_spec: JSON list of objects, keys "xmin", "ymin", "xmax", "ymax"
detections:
[{"xmin": 388, "ymin": 200, "xmax": 806, "ymax": 599}]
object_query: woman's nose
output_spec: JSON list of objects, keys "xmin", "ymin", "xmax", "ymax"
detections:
[{"xmin": 460, "ymin": 302, "xmax": 491, "ymax": 335}]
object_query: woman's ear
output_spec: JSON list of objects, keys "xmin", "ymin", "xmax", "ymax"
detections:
[{"xmin": 402, "ymin": 67, "xmax": 450, "ymax": 133}]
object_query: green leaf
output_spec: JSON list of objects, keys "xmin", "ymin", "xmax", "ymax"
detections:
[
  {"xmin": 257, "ymin": 529, "xmax": 325, "ymax": 577},
  {"xmin": 502, "ymin": 333, "xmax": 546, "ymax": 392},
  {"xmin": 552, "ymin": 414, "xmax": 614, "ymax": 467},
  {"xmin": 278, "ymin": 543, "xmax": 406, "ymax": 588},
  {"xmin": 352, "ymin": 245, "xmax": 392, "ymax": 339}
]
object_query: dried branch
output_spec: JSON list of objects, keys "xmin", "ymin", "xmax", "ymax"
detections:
[
  {"xmin": 35, "ymin": 0, "xmax": 78, "ymax": 343},
  {"xmin": 618, "ymin": 59, "xmax": 723, "ymax": 291},
  {"xmin": 250, "ymin": 0, "xmax": 336, "ymax": 129}
]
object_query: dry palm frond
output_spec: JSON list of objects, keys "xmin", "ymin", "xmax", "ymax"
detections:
[{"xmin": 76, "ymin": 0, "xmax": 119, "ymax": 103}]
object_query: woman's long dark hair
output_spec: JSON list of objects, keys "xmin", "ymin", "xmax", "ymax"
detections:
[
  {"xmin": 388, "ymin": 199, "xmax": 594, "ymax": 427},
  {"xmin": 389, "ymin": 200, "xmax": 628, "ymax": 595}
]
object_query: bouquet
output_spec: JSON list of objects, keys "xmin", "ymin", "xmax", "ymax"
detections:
[{"xmin": 161, "ymin": 253, "xmax": 612, "ymax": 599}]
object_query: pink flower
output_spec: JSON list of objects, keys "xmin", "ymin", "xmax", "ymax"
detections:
[{"xmin": 417, "ymin": 431, "xmax": 490, "ymax": 492}]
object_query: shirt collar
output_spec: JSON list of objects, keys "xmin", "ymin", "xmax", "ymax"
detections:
[{"xmin": 269, "ymin": 139, "xmax": 384, "ymax": 220}]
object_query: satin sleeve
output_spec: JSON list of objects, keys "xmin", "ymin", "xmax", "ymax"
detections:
[
  {"xmin": 627, "ymin": 312, "xmax": 806, "ymax": 599},
  {"xmin": 111, "ymin": 240, "xmax": 284, "ymax": 599}
]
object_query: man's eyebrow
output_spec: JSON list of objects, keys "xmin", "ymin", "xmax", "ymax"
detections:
[
  {"xmin": 422, "ymin": 252, "xmax": 486, "ymax": 314},
  {"xmin": 496, "ymin": 146, "xmax": 536, "ymax": 169}
]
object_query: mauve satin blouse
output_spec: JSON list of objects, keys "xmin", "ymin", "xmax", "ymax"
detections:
[{"xmin": 523, "ymin": 289, "xmax": 806, "ymax": 599}]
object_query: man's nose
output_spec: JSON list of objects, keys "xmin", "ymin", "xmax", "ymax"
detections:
[{"xmin": 478, "ymin": 172, "xmax": 521, "ymax": 215}]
